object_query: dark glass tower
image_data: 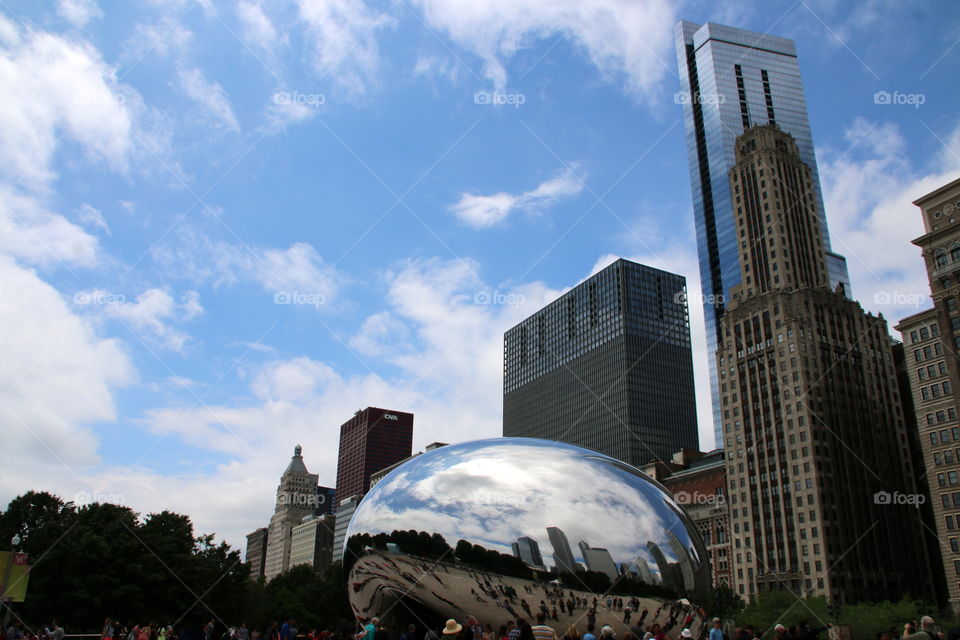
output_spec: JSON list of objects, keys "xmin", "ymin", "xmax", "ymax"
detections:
[
  {"xmin": 335, "ymin": 407, "xmax": 413, "ymax": 507},
  {"xmin": 674, "ymin": 20, "xmax": 851, "ymax": 445},
  {"xmin": 502, "ymin": 258, "xmax": 698, "ymax": 465}
]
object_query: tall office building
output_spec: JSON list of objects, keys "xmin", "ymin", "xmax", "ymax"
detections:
[
  {"xmin": 547, "ymin": 526, "xmax": 579, "ymax": 575},
  {"xmin": 289, "ymin": 514, "xmax": 337, "ymax": 573},
  {"xmin": 335, "ymin": 407, "xmax": 413, "ymax": 507},
  {"xmin": 718, "ymin": 125, "xmax": 931, "ymax": 602},
  {"xmin": 512, "ymin": 536, "xmax": 544, "ymax": 568},
  {"xmin": 244, "ymin": 527, "xmax": 268, "ymax": 580},
  {"xmin": 896, "ymin": 176, "xmax": 960, "ymax": 612},
  {"xmin": 503, "ymin": 258, "xmax": 698, "ymax": 465},
  {"xmin": 675, "ymin": 20, "xmax": 851, "ymax": 444},
  {"xmin": 263, "ymin": 445, "xmax": 320, "ymax": 580}
]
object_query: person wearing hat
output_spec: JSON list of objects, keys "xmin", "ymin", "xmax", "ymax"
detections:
[
  {"xmin": 679, "ymin": 631, "xmax": 693, "ymax": 640},
  {"xmin": 903, "ymin": 616, "xmax": 938, "ymax": 640},
  {"xmin": 709, "ymin": 619, "xmax": 723, "ymax": 640},
  {"xmin": 774, "ymin": 625, "xmax": 790, "ymax": 640},
  {"xmin": 443, "ymin": 622, "xmax": 463, "ymax": 638}
]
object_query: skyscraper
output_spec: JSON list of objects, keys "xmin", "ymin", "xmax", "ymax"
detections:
[
  {"xmin": 717, "ymin": 125, "xmax": 931, "ymax": 602},
  {"xmin": 335, "ymin": 407, "xmax": 413, "ymax": 507},
  {"xmin": 512, "ymin": 536, "xmax": 544, "ymax": 568},
  {"xmin": 675, "ymin": 20, "xmax": 851, "ymax": 444},
  {"xmin": 547, "ymin": 526, "xmax": 578, "ymax": 575},
  {"xmin": 895, "ymin": 176, "xmax": 960, "ymax": 612},
  {"xmin": 263, "ymin": 445, "xmax": 320, "ymax": 580},
  {"xmin": 503, "ymin": 258, "xmax": 698, "ymax": 465}
]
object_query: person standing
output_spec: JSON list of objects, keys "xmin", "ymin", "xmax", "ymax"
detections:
[
  {"xmin": 709, "ymin": 619, "xmax": 723, "ymax": 640},
  {"xmin": 903, "ymin": 617, "xmax": 939, "ymax": 640},
  {"xmin": 46, "ymin": 620, "xmax": 66, "ymax": 640},
  {"xmin": 531, "ymin": 614, "xmax": 556, "ymax": 640}
]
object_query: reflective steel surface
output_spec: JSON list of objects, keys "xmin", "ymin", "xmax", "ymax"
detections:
[{"xmin": 345, "ymin": 438, "xmax": 709, "ymax": 635}]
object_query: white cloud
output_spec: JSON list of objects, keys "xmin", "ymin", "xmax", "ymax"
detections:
[
  {"xmin": 0, "ymin": 256, "xmax": 133, "ymax": 467},
  {"xmin": 177, "ymin": 68, "xmax": 241, "ymax": 132},
  {"xmin": 237, "ymin": 0, "xmax": 286, "ymax": 66},
  {"xmin": 78, "ymin": 288, "xmax": 204, "ymax": 352},
  {"xmin": 819, "ymin": 117, "xmax": 960, "ymax": 325},
  {"xmin": 123, "ymin": 17, "xmax": 193, "ymax": 63},
  {"xmin": 450, "ymin": 166, "xmax": 584, "ymax": 228},
  {"xmin": 295, "ymin": 0, "xmax": 394, "ymax": 97},
  {"xmin": 74, "ymin": 202, "xmax": 111, "ymax": 236},
  {"xmin": 58, "ymin": 0, "xmax": 103, "ymax": 28},
  {"xmin": 0, "ymin": 15, "xmax": 134, "ymax": 189},
  {"xmin": 0, "ymin": 186, "xmax": 100, "ymax": 268},
  {"xmin": 411, "ymin": 0, "xmax": 678, "ymax": 97}
]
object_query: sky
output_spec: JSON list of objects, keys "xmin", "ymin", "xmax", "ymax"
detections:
[{"xmin": 1, "ymin": 0, "xmax": 959, "ymax": 551}]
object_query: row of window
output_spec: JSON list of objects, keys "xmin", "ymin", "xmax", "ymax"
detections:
[
  {"xmin": 931, "ymin": 426, "xmax": 960, "ymax": 443},
  {"xmin": 915, "ymin": 342, "xmax": 945, "ymax": 362},
  {"xmin": 909, "ymin": 323, "xmax": 941, "ymax": 344},
  {"xmin": 935, "ymin": 449, "xmax": 960, "ymax": 466},
  {"xmin": 921, "ymin": 380, "xmax": 952, "ymax": 400},
  {"xmin": 919, "ymin": 361, "xmax": 949, "ymax": 381}
]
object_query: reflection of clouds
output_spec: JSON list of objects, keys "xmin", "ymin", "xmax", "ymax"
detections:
[{"xmin": 348, "ymin": 438, "xmax": 705, "ymax": 574}]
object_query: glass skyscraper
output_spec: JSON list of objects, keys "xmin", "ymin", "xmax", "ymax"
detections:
[
  {"xmin": 674, "ymin": 21, "xmax": 851, "ymax": 445},
  {"xmin": 502, "ymin": 258, "xmax": 699, "ymax": 465}
]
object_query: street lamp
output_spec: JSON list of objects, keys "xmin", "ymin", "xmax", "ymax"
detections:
[{"xmin": 2, "ymin": 533, "xmax": 22, "ymax": 628}]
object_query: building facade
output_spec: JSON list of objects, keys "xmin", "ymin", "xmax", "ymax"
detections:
[
  {"xmin": 644, "ymin": 449, "xmax": 731, "ymax": 588},
  {"xmin": 503, "ymin": 258, "xmax": 698, "ymax": 465},
  {"xmin": 332, "ymin": 495, "xmax": 360, "ymax": 564},
  {"xmin": 896, "ymin": 176, "xmax": 960, "ymax": 612},
  {"xmin": 674, "ymin": 20, "xmax": 850, "ymax": 444},
  {"xmin": 263, "ymin": 445, "xmax": 320, "ymax": 581},
  {"xmin": 289, "ymin": 514, "xmax": 337, "ymax": 573},
  {"xmin": 335, "ymin": 407, "xmax": 413, "ymax": 507},
  {"xmin": 244, "ymin": 527, "xmax": 268, "ymax": 580},
  {"xmin": 716, "ymin": 125, "xmax": 931, "ymax": 603}
]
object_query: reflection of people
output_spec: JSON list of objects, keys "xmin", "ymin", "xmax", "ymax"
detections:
[
  {"xmin": 583, "ymin": 624, "xmax": 596, "ymax": 640},
  {"xmin": 532, "ymin": 614, "xmax": 556, "ymax": 640}
]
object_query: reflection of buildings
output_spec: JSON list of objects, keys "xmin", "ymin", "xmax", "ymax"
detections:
[
  {"xmin": 713, "ymin": 125, "xmax": 932, "ymax": 603},
  {"xmin": 503, "ymin": 258, "xmax": 699, "ymax": 465},
  {"xmin": 245, "ymin": 527, "xmax": 268, "ymax": 579},
  {"xmin": 646, "ymin": 541, "xmax": 679, "ymax": 588},
  {"xmin": 547, "ymin": 527, "xmax": 578, "ymax": 575},
  {"xmin": 628, "ymin": 555, "xmax": 658, "ymax": 585},
  {"xmin": 674, "ymin": 20, "xmax": 851, "ymax": 444},
  {"xmin": 895, "ymin": 176, "xmax": 960, "ymax": 613},
  {"xmin": 369, "ymin": 442, "xmax": 449, "ymax": 490},
  {"xmin": 263, "ymin": 445, "xmax": 321, "ymax": 580},
  {"xmin": 578, "ymin": 541, "xmax": 619, "ymax": 581},
  {"xmin": 666, "ymin": 530, "xmax": 695, "ymax": 592},
  {"xmin": 512, "ymin": 536, "xmax": 544, "ymax": 568},
  {"xmin": 335, "ymin": 407, "xmax": 414, "ymax": 507},
  {"xmin": 643, "ymin": 449, "xmax": 730, "ymax": 588},
  {"xmin": 289, "ymin": 514, "xmax": 336, "ymax": 573}
]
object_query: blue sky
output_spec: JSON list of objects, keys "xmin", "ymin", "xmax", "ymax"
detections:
[{"xmin": 1, "ymin": 0, "xmax": 959, "ymax": 547}]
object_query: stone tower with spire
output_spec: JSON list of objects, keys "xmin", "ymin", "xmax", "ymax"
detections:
[{"xmin": 263, "ymin": 444, "xmax": 319, "ymax": 580}]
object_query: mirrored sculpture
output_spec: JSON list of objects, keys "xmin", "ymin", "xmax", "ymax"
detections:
[{"xmin": 345, "ymin": 438, "xmax": 710, "ymax": 636}]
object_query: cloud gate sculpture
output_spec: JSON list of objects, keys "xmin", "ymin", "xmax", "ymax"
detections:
[{"xmin": 345, "ymin": 438, "xmax": 710, "ymax": 636}]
